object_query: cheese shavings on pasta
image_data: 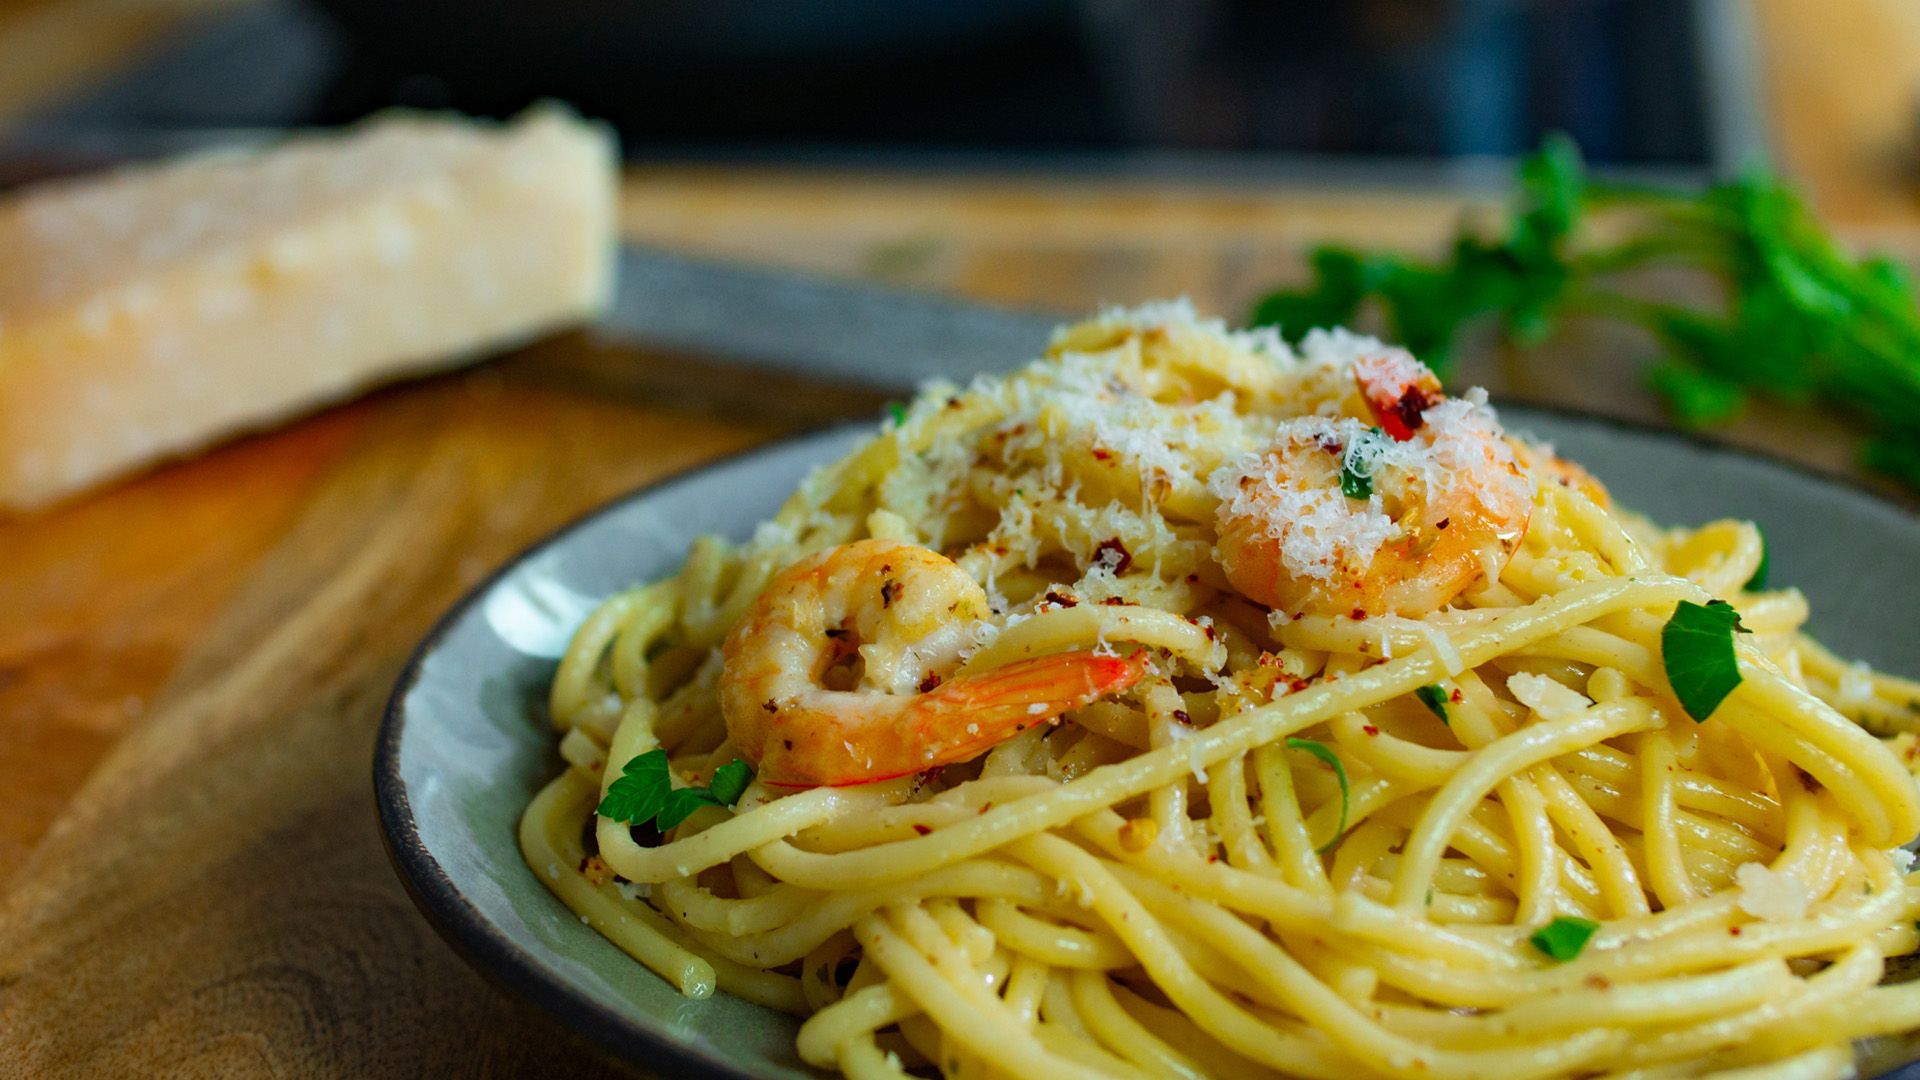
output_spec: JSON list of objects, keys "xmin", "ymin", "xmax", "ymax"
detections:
[{"xmin": 525, "ymin": 300, "xmax": 1920, "ymax": 1080}]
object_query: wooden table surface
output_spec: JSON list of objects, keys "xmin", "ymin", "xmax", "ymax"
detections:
[{"xmin": 4, "ymin": 0, "xmax": 1920, "ymax": 1075}]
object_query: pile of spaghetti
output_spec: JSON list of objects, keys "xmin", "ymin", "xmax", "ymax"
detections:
[{"xmin": 523, "ymin": 301, "xmax": 1920, "ymax": 1079}]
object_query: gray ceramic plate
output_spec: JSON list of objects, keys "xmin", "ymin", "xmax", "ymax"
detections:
[{"xmin": 375, "ymin": 408, "xmax": 1920, "ymax": 1079}]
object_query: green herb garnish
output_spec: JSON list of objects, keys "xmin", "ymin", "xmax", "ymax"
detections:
[
  {"xmin": 1661, "ymin": 600, "xmax": 1750, "ymax": 722},
  {"xmin": 1745, "ymin": 530, "xmax": 1770, "ymax": 591},
  {"xmin": 885, "ymin": 402, "xmax": 908, "ymax": 427},
  {"xmin": 597, "ymin": 750, "xmax": 755, "ymax": 831},
  {"xmin": 1339, "ymin": 461, "xmax": 1372, "ymax": 500},
  {"xmin": 1252, "ymin": 133, "xmax": 1920, "ymax": 490},
  {"xmin": 1529, "ymin": 916, "xmax": 1600, "ymax": 962},
  {"xmin": 1415, "ymin": 684, "xmax": 1450, "ymax": 724},
  {"xmin": 1286, "ymin": 737, "xmax": 1349, "ymax": 853},
  {"xmin": 1338, "ymin": 427, "xmax": 1386, "ymax": 500}
]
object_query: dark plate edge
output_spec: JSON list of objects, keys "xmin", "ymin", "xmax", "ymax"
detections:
[{"xmin": 372, "ymin": 405, "xmax": 1920, "ymax": 1080}]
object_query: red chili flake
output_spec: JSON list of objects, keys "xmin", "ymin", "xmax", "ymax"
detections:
[
  {"xmin": 1350, "ymin": 608, "xmax": 1369, "ymax": 621},
  {"xmin": 1362, "ymin": 724, "xmax": 1380, "ymax": 736},
  {"xmin": 1449, "ymin": 688, "xmax": 1464, "ymax": 704},
  {"xmin": 1185, "ymin": 573, "xmax": 1200, "ymax": 583},
  {"xmin": 1389, "ymin": 387, "xmax": 1431, "ymax": 440},
  {"xmin": 1042, "ymin": 590, "xmax": 1079, "ymax": 608},
  {"xmin": 979, "ymin": 802, "xmax": 993, "ymax": 814},
  {"xmin": 1100, "ymin": 596, "xmax": 1127, "ymax": 605},
  {"xmin": 1584, "ymin": 974, "xmax": 1613, "ymax": 991},
  {"xmin": 1093, "ymin": 538, "xmax": 1133, "ymax": 573},
  {"xmin": 1288, "ymin": 677, "xmax": 1313, "ymax": 693},
  {"xmin": 1435, "ymin": 517, "xmax": 1450, "ymax": 531},
  {"xmin": 880, "ymin": 579, "xmax": 898, "ymax": 607},
  {"xmin": 918, "ymin": 672, "xmax": 944, "ymax": 693},
  {"xmin": 1207, "ymin": 854, "xmax": 1219, "ymax": 863},
  {"xmin": 1172, "ymin": 709, "xmax": 1192, "ymax": 725},
  {"xmin": 1091, "ymin": 447, "xmax": 1115, "ymax": 463},
  {"xmin": 1318, "ymin": 435, "xmax": 1344, "ymax": 455},
  {"xmin": 946, "ymin": 396, "xmax": 963, "ymax": 409},
  {"xmin": 1728, "ymin": 926, "xmax": 1743, "ymax": 936},
  {"xmin": 912, "ymin": 824, "xmax": 933, "ymax": 836}
]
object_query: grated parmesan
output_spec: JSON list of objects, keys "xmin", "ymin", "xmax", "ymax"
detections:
[
  {"xmin": 1839, "ymin": 661, "xmax": 1875, "ymax": 709},
  {"xmin": 1506, "ymin": 672, "xmax": 1591, "ymax": 720},
  {"xmin": 1735, "ymin": 862, "xmax": 1813, "ymax": 922}
]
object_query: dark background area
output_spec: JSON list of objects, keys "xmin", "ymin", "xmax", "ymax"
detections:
[{"xmin": 22, "ymin": 0, "xmax": 1726, "ymax": 170}]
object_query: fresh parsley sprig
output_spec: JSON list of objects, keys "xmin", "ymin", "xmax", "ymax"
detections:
[
  {"xmin": 1661, "ymin": 600, "xmax": 1751, "ymax": 722},
  {"xmin": 597, "ymin": 750, "xmax": 755, "ymax": 831},
  {"xmin": 1414, "ymin": 684, "xmax": 1451, "ymax": 724},
  {"xmin": 1253, "ymin": 133, "xmax": 1920, "ymax": 490}
]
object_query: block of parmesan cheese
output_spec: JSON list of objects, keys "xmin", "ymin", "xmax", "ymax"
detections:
[{"xmin": 0, "ymin": 107, "xmax": 617, "ymax": 510}]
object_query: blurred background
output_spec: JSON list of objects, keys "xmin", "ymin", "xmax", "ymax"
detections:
[{"xmin": 4, "ymin": 0, "xmax": 1749, "ymax": 176}]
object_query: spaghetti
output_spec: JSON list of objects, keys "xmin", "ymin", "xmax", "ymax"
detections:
[{"xmin": 523, "ymin": 301, "xmax": 1920, "ymax": 1079}]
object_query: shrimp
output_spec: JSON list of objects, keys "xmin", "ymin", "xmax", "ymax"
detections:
[
  {"xmin": 1213, "ymin": 349, "xmax": 1533, "ymax": 618},
  {"xmin": 719, "ymin": 538, "xmax": 1147, "ymax": 787}
]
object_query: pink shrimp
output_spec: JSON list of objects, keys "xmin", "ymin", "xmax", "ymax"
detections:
[
  {"xmin": 1215, "ymin": 349, "xmax": 1533, "ymax": 618},
  {"xmin": 719, "ymin": 539, "xmax": 1147, "ymax": 788}
]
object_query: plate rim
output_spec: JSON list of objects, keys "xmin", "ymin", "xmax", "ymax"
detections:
[{"xmin": 373, "ymin": 403, "xmax": 1920, "ymax": 1080}]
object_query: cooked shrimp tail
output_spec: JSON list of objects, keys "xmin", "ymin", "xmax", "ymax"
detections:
[{"xmin": 757, "ymin": 649, "xmax": 1149, "ymax": 788}]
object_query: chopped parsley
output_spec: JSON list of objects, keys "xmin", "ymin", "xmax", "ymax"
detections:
[
  {"xmin": 1744, "ymin": 530, "xmax": 1770, "ymax": 591},
  {"xmin": 1529, "ymin": 916, "xmax": 1600, "ymax": 962},
  {"xmin": 1338, "ymin": 427, "xmax": 1387, "ymax": 500},
  {"xmin": 885, "ymin": 401, "xmax": 908, "ymax": 427},
  {"xmin": 597, "ymin": 750, "xmax": 755, "ymax": 831},
  {"xmin": 1661, "ymin": 600, "xmax": 1750, "ymax": 722},
  {"xmin": 1286, "ymin": 737, "xmax": 1349, "ymax": 853},
  {"xmin": 1339, "ymin": 459, "xmax": 1372, "ymax": 500},
  {"xmin": 1414, "ymin": 684, "xmax": 1450, "ymax": 724}
]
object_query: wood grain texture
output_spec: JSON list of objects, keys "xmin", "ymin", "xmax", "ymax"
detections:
[
  {"xmin": 0, "ymin": 366, "xmax": 772, "ymax": 1076},
  {"xmin": 3, "ymin": 0, "xmax": 1920, "ymax": 1074}
]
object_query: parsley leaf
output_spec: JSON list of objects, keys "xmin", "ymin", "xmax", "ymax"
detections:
[
  {"xmin": 1414, "ymin": 684, "xmax": 1450, "ymax": 724},
  {"xmin": 1744, "ymin": 530, "xmax": 1769, "ymax": 591},
  {"xmin": 1661, "ymin": 600, "xmax": 1749, "ymax": 722},
  {"xmin": 1529, "ymin": 916, "xmax": 1600, "ymax": 962},
  {"xmin": 1286, "ymin": 738, "xmax": 1349, "ymax": 854},
  {"xmin": 885, "ymin": 402, "xmax": 908, "ymax": 427},
  {"xmin": 708, "ymin": 759, "xmax": 754, "ymax": 805},
  {"xmin": 595, "ymin": 750, "xmax": 672, "ymax": 826},
  {"xmin": 596, "ymin": 749, "xmax": 755, "ymax": 831},
  {"xmin": 657, "ymin": 787, "xmax": 721, "ymax": 830}
]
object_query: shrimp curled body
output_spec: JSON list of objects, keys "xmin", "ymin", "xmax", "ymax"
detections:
[
  {"xmin": 720, "ymin": 539, "xmax": 1146, "ymax": 787},
  {"xmin": 1215, "ymin": 350, "xmax": 1534, "ymax": 618}
]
